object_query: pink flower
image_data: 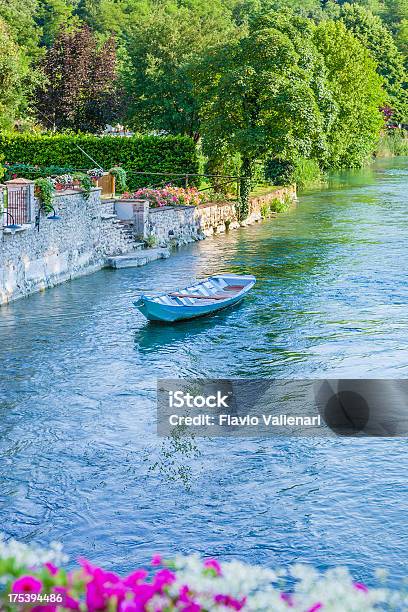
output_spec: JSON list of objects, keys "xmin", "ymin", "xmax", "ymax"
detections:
[
  {"xmin": 354, "ymin": 582, "xmax": 369, "ymax": 593},
  {"xmin": 153, "ymin": 568, "xmax": 176, "ymax": 590},
  {"xmin": 214, "ymin": 594, "xmax": 246, "ymax": 610},
  {"xmin": 54, "ymin": 587, "xmax": 80, "ymax": 610},
  {"xmin": 123, "ymin": 569, "xmax": 148, "ymax": 588},
  {"xmin": 203, "ymin": 558, "xmax": 222, "ymax": 576},
  {"xmin": 44, "ymin": 562, "xmax": 59, "ymax": 576},
  {"xmin": 280, "ymin": 592, "xmax": 294, "ymax": 606},
  {"xmin": 181, "ymin": 604, "xmax": 201, "ymax": 612},
  {"xmin": 130, "ymin": 583, "xmax": 156, "ymax": 606},
  {"xmin": 306, "ymin": 604, "xmax": 323, "ymax": 612},
  {"xmin": 151, "ymin": 554, "xmax": 162, "ymax": 566},
  {"xmin": 119, "ymin": 599, "xmax": 140, "ymax": 612},
  {"xmin": 79, "ymin": 558, "xmax": 122, "ymax": 610},
  {"xmin": 12, "ymin": 575, "xmax": 43, "ymax": 594},
  {"xmin": 178, "ymin": 584, "xmax": 191, "ymax": 603}
]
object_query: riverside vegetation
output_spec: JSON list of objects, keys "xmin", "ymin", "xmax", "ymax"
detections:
[{"xmin": 0, "ymin": 0, "xmax": 407, "ymax": 211}]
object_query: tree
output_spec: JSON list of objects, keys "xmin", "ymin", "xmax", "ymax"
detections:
[
  {"xmin": 35, "ymin": 25, "xmax": 121, "ymax": 132},
  {"xmin": 0, "ymin": 0, "xmax": 41, "ymax": 57},
  {"xmin": 198, "ymin": 14, "xmax": 326, "ymax": 214},
  {"xmin": 395, "ymin": 18, "xmax": 408, "ymax": 66},
  {"xmin": 74, "ymin": 0, "xmax": 151, "ymax": 35},
  {"xmin": 313, "ymin": 20, "xmax": 385, "ymax": 168},
  {"xmin": 122, "ymin": 0, "xmax": 238, "ymax": 141},
  {"xmin": 341, "ymin": 3, "xmax": 407, "ymax": 121},
  {"xmin": 36, "ymin": 0, "xmax": 80, "ymax": 47},
  {"xmin": 0, "ymin": 19, "xmax": 33, "ymax": 129}
]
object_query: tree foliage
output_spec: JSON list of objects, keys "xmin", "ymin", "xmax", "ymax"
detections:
[
  {"xmin": 35, "ymin": 25, "xmax": 120, "ymax": 132},
  {"xmin": 313, "ymin": 20, "xmax": 385, "ymax": 167},
  {"xmin": 341, "ymin": 3, "xmax": 407, "ymax": 120},
  {"xmin": 0, "ymin": 19, "xmax": 33, "ymax": 129},
  {"xmin": 0, "ymin": 0, "xmax": 406, "ymax": 185},
  {"xmin": 122, "ymin": 0, "xmax": 238, "ymax": 141}
]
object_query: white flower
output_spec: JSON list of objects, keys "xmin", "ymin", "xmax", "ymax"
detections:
[{"xmin": 0, "ymin": 534, "xmax": 68, "ymax": 570}]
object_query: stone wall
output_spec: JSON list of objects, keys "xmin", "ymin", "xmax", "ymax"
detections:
[
  {"xmin": 146, "ymin": 185, "xmax": 296, "ymax": 246},
  {"xmin": 0, "ymin": 189, "xmax": 105, "ymax": 304},
  {"xmin": 0, "ymin": 184, "xmax": 296, "ymax": 305},
  {"xmin": 148, "ymin": 205, "xmax": 202, "ymax": 246}
]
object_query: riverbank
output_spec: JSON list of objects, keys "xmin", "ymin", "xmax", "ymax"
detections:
[{"xmin": 0, "ymin": 184, "xmax": 296, "ymax": 305}]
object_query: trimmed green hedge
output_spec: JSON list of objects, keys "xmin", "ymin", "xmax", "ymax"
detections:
[{"xmin": 0, "ymin": 133, "xmax": 199, "ymax": 191}]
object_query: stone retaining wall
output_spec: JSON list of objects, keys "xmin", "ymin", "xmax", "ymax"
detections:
[
  {"xmin": 146, "ymin": 185, "xmax": 296, "ymax": 246},
  {"xmin": 0, "ymin": 185, "xmax": 296, "ymax": 305},
  {"xmin": 0, "ymin": 189, "xmax": 105, "ymax": 304}
]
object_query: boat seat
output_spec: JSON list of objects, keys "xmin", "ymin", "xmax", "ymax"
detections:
[{"xmin": 223, "ymin": 285, "xmax": 245, "ymax": 291}]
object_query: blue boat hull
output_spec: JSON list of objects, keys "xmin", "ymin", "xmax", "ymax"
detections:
[
  {"xmin": 135, "ymin": 293, "xmax": 246, "ymax": 322},
  {"xmin": 134, "ymin": 274, "xmax": 256, "ymax": 323}
]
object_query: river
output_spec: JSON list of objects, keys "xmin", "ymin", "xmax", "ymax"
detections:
[{"xmin": 0, "ymin": 157, "xmax": 407, "ymax": 586}]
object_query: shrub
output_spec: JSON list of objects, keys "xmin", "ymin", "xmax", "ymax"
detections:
[
  {"xmin": 264, "ymin": 158, "xmax": 296, "ymax": 186},
  {"xmin": 108, "ymin": 166, "xmax": 127, "ymax": 193},
  {"xmin": 4, "ymin": 163, "xmax": 75, "ymax": 181},
  {"xmin": 34, "ymin": 178, "xmax": 55, "ymax": 213},
  {"xmin": 0, "ymin": 133, "xmax": 199, "ymax": 191},
  {"xmin": 72, "ymin": 172, "xmax": 93, "ymax": 200},
  {"xmin": 376, "ymin": 130, "xmax": 408, "ymax": 157},
  {"xmin": 264, "ymin": 157, "xmax": 322, "ymax": 189}
]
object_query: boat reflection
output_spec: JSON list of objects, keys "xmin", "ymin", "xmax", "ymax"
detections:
[{"xmin": 133, "ymin": 303, "xmax": 245, "ymax": 355}]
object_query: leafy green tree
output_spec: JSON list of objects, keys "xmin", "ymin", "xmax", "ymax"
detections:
[
  {"xmin": 230, "ymin": 0, "xmax": 323, "ymax": 24},
  {"xmin": 0, "ymin": 0, "xmax": 41, "ymax": 57},
  {"xmin": 36, "ymin": 0, "xmax": 81, "ymax": 46},
  {"xmin": 122, "ymin": 0, "xmax": 237, "ymax": 141},
  {"xmin": 199, "ymin": 14, "xmax": 326, "ymax": 214},
  {"xmin": 0, "ymin": 19, "xmax": 33, "ymax": 128},
  {"xmin": 74, "ymin": 0, "xmax": 151, "ymax": 35},
  {"xmin": 395, "ymin": 17, "xmax": 408, "ymax": 65},
  {"xmin": 313, "ymin": 20, "xmax": 385, "ymax": 168},
  {"xmin": 380, "ymin": 0, "xmax": 408, "ymax": 31},
  {"xmin": 341, "ymin": 3, "xmax": 407, "ymax": 121},
  {"xmin": 35, "ymin": 25, "xmax": 121, "ymax": 131}
]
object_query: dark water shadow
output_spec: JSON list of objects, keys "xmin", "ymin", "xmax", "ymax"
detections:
[{"xmin": 133, "ymin": 302, "xmax": 246, "ymax": 355}]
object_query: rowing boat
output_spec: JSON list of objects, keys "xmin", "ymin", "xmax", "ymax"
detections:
[{"xmin": 134, "ymin": 273, "xmax": 256, "ymax": 322}]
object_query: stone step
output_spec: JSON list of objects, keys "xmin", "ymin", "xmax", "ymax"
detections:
[{"xmin": 106, "ymin": 247, "xmax": 170, "ymax": 268}]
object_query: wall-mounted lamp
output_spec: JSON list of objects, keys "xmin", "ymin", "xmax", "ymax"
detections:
[
  {"xmin": 3, "ymin": 211, "xmax": 22, "ymax": 234},
  {"xmin": 35, "ymin": 204, "xmax": 61, "ymax": 232}
]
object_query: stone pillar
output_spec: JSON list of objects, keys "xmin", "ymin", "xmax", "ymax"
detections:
[{"xmin": 132, "ymin": 199, "xmax": 149, "ymax": 240}]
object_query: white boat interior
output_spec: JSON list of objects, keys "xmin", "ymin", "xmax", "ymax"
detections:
[{"xmin": 149, "ymin": 275, "xmax": 253, "ymax": 307}]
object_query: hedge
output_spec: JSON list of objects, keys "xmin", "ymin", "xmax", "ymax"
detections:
[{"xmin": 0, "ymin": 133, "xmax": 199, "ymax": 191}]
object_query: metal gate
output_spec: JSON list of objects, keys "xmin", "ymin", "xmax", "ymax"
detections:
[{"xmin": 7, "ymin": 187, "xmax": 30, "ymax": 224}]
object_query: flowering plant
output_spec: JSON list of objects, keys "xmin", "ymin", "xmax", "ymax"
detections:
[
  {"xmin": 0, "ymin": 535, "xmax": 399, "ymax": 611},
  {"xmin": 122, "ymin": 185, "xmax": 207, "ymax": 208},
  {"xmin": 87, "ymin": 168, "xmax": 104, "ymax": 181},
  {"xmin": 49, "ymin": 175, "xmax": 74, "ymax": 188}
]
